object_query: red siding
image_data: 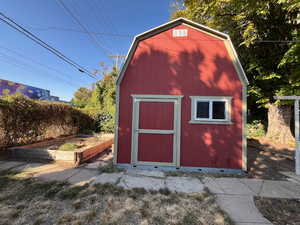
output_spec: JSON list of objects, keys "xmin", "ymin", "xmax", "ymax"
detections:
[
  {"xmin": 138, "ymin": 134, "xmax": 173, "ymax": 163},
  {"xmin": 117, "ymin": 24, "xmax": 243, "ymax": 169},
  {"xmin": 139, "ymin": 102, "xmax": 174, "ymax": 130}
]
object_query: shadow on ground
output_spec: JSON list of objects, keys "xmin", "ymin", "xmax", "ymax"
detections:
[{"xmin": 247, "ymin": 138, "xmax": 295, "ymax": 180}]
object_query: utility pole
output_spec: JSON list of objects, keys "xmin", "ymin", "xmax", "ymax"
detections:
[{"xmin": 109, "ymin": 54, "xmax": 126, "ymax": 70}]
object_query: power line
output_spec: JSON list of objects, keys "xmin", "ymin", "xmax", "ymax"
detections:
[
  {"xmin": 88, "ymin": 0, "xmax": 124, "ymax": 54},
  {"xmin": 25, "ymin": 26, "xmax": 300, "ymax": 43},
  {"xmin": 56, "ymin": 0, "xmax": 113, "ymax": 56},
  {"xmin": 0, "ymin": 45, "xmax": 83, "ymax": 86},
  {"xmin": 0, "ymin": 12, "xmax": 96, "ymax": 79},
  {"xmin": 29, "ymin": 26, "xmax": 133, "ymax": 37},
  {"xmin": 254, "ymin": 40, "xmax": 300, "ymax": 43},
  {"xmin": 0, "ymin": 51, "xmax": 78, "ymax": 88}
]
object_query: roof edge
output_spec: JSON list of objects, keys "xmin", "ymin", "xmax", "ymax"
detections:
[{"xmin": 116, "ymin": 17, "xmax": 248, "ymax": 86}]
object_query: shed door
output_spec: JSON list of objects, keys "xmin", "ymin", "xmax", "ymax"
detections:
[{"xmin": 131, "ymin": 95, "xmax": 182, "ymax": 166}]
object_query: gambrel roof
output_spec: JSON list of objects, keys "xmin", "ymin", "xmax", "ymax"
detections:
[{"xmin": 116, "ymin": 17, "xmax": 249, "ymax": 86}]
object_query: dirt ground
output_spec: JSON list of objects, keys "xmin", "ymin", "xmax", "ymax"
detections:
[
  {"xmin": 93, "ymin": 137, "xmax": 296, "ymax": 180},
  {"xmin": 247, "ymin": 138, "xmax": 295, "ymax": 180},
  {"xmin": 0, "ymin": 170, "xmax": 233, "ymax": 225},
  {"xmin": 254, "ymin": 197, "xmax": 300, "ymax": 225}
]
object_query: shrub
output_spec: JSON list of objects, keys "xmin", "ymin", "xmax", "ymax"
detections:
[
  {"xmin": 0, "ymin": 94, "xmax": 94, "ymax": 149},
  {"xmin": 246, "ymin": 120, "xmax": 266, "ymax": 138}
]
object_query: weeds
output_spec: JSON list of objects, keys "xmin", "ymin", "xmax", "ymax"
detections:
[
  {"xmin": 0, "ymin": 170, "xmax": 234, "ymax": 225},
  {"xmin": 94, "ymin": 183, "xmax": 124, "ymax": 196},
  {"xmin": 58, "ymin": 184, "xmax": 88, "ymax": 200},
  {"xmin": 181, "ymin": 211, "xmax": 200, "ymax": 225},
  {"xmin": 58, "ymin": 143, "xmax": 77, "ymax": 151},
  {"xmin": 158, "ymin": 187, "xmax": 171, "ymax": 195},
  {"xmin": 152, "ymin": 216, "xmax": 166, "ymax": 225},
  {"xmin": 98, "ymin": 162, "xmax": 123, "ymax": 174},
  {"xmin": 247, "ymin": 120, "xmax": 266, "ymax": 138},
  {"xmin": 163, "ymin": 192, "xmax": 180, "ymax": 205}
]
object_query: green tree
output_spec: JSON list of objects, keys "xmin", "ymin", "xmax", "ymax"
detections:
[
  {"xmin": 71, "ymin": 87, "xmax": 92, "ymax": 108},
  {"xmin": 172, "ymin": 0, "xmax": 300, "ymax": 142},
  {"xmin": 86, "ymin": 67, "xmax": 117, "ymax": 132}
]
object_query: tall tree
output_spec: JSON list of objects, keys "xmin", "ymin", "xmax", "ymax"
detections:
[
  {"xmin": 71, "ymin": 87, "xmax": 92, "ymax": 108},
  {"xmin": 172, "ymin": 0, "xmax": 300, "ymax": 142},
  {"xmin": 82, "ymin": 66, "xmax": 118, "ymax": 132}
]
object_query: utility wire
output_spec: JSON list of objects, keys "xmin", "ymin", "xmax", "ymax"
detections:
[
  {"xmin": 0, "ymin": 12, "xmax": 96, "ymax": 79},
  {"xmin": 29, "ymin": 26, "xmax": 133, "ymax": 37},
  {"xmin": 56, "ymin": 0, "xmax": 113, "ymax": 56},
  {"xmin": 0, "ymin": 45, "xmax": 83, "ymax": 86},
  {"xmin": 25, "ymin": 26, "xmax": 300, "ymax": 43},
  {"xmin": 0, "ymin": 51, "xmax": 78, "ymax": 88},
  {"xmin": 87, "ymin": 0, "xmax": 123, "ymax": 54}
]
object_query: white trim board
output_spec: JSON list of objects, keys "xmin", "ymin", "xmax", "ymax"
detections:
[
  {"xmin": 189, "ymin": 96, "xmax": 232, "ymax": 124},
  {"xmin": 130, "ymin": 95, "xmax": 182, "ymax": 167}
]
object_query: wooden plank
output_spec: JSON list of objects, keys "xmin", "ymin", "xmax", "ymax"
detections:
[
  {"xmin": 75, "ymin": 138, "xmax": 114, "ymax": 166},
  {"xmin": 8, "ymin": 135, "xmax": 77, "ymax": 150}
]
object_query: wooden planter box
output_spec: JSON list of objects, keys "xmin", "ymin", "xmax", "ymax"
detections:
[{"xmin": 8, "ymin": 134, "xmax": 114, "ymax": 166}]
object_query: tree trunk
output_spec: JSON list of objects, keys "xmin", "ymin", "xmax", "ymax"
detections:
[{"xmin": 266, "ymin": 103, "xmax": 295, "ymax": 143}]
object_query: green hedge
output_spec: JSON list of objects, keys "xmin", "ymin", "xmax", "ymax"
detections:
[{"xmin": 0, "ymin": 95, "xmax": 94, "ymax": 149}]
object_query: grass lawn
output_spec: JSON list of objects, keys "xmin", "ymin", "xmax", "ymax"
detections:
[
  {"xmin": 0, "ymin": 170, "xmax": 234, "ymax": 225},
  {"xmin": 254, "ymin": 197, "xmax": 300, "ymax": 225}
]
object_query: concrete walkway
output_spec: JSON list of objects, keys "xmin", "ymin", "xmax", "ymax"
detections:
[{"xmin": 1, "ymin": 160, "xmax": 300, "ymax": 225}]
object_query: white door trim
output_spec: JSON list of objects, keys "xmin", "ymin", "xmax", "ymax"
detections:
[{"xmin": 131, "ymin": 94, "xmax": 183, "ymax": 166}]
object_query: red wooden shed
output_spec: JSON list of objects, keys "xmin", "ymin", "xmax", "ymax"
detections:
[{"xmin": 114, "ymin": 18, "xmax": 249, "ymax": 173}]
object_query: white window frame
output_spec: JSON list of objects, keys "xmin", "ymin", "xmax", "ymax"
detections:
[{"xmin": 189, "ymin": 96, "xmax": 232, "ymax": 124}]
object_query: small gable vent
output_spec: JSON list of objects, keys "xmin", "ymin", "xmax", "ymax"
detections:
[{"xmin": 172, "ymin": 29, "xmax": 188, "ymax": 37}]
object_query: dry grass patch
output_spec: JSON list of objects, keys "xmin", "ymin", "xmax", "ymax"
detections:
[
  {"xmin": 0, "ymin": 170, "xmax": 234, "ymax": 225},
  {"xmin": 98, "ymin": 161, "xmax": 124, "ymax": 174},
  {"xmin": 254, "ymin": 197, "xmax": 300, "ymax": 225}
]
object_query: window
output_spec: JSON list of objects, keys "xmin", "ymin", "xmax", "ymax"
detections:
[{"xmin": 190, "ymin": 96, "xmax": 232, "ymax": 124}]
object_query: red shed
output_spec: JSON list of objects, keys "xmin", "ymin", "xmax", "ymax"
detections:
[{"xmin": 114, "ymin": 18, "xmax": 248, "ymax": 173}]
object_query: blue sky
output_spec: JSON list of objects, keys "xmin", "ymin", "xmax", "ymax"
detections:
[{"xmin": 0, "ymin": 0, "xmax": 173, "ymax": 100}]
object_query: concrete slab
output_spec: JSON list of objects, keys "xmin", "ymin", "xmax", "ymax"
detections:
[
  {"xmin": 239, "ymin": 178, "xmax": 264, "ymax": 195},
  {"xmin": 35, "ymin": 167, "xmax": 80, "ymax": 182},
  {"xmin": 84, "ymin": 161, "xmax": 102, "ymax": 169},
  {"xmin": 202, "ymin": 177, "xmax": 225, "ymax": 194},
  {"xmin": 67, "ymin": 169, "xmax": 99, "ymax": 185},
  {"xmin": 165, "ymin": 176, "xmax": 204, "ymax": 193},
  {"xmin": 92, "ymin": 173, "xmax": 123, "ymax": 185},
  {"xmin": 126, "ymin": 169, "xmax": 165, "ymax": 178},
  {"xmin": 280, "ymin": 171, "xmax": 300, "ymax": 185},
  {"xmin": 20, "ymin": 163, "xmax": 59, "ymax": 173},
  {"xmin": 214, "ymin": 178, "xmax": 256, "ymax": 195},
  {"xmin": 0, "ymin": 161, "xmax": 26, "ymax": 171},
  {"xmin": 118, "ymin": 174, "xmax": 166, "ymax": 190},
  {"xmin": 277, "ymin": 181, "xmax": 300, "ymax": 198},
  {"xmin": 203, "ymin": 177, "xmax": 254, "ymax": 195},
  {"xmin": 259, "ymin": 180, "xmax": 300, "ymax": 199},
  {"xmin": 216, "ymin": 195, "xmax": 272, "ymax": 225}
]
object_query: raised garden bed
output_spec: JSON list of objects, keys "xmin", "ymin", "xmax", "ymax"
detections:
[{"xmin": 8, "ymin": 134, "xmax": 114, "ymax": 166}]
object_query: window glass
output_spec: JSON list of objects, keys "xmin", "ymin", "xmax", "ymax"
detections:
[
  {"xmin": 212, "ymin": 101, "xmax": 225, "ymax": 119},
  {"xmin": 196, "ymin": 101, "xmax": 209, "ymax": 119}
]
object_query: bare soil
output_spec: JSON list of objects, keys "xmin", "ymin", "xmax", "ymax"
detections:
[
  {"xmin": 254, "ymin": 197, "xmax": 300, "ymax": 225},
  {"xmin": 167, "ymin": 137, "xmax": 296, "ymax": 180},
  {"xmin": 247, "ymin": 137, "xmax": 295, "ymax": 179},
  {"xmin": 0, "ymin": 170, "xmax": 234, "ymax": 225}
]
